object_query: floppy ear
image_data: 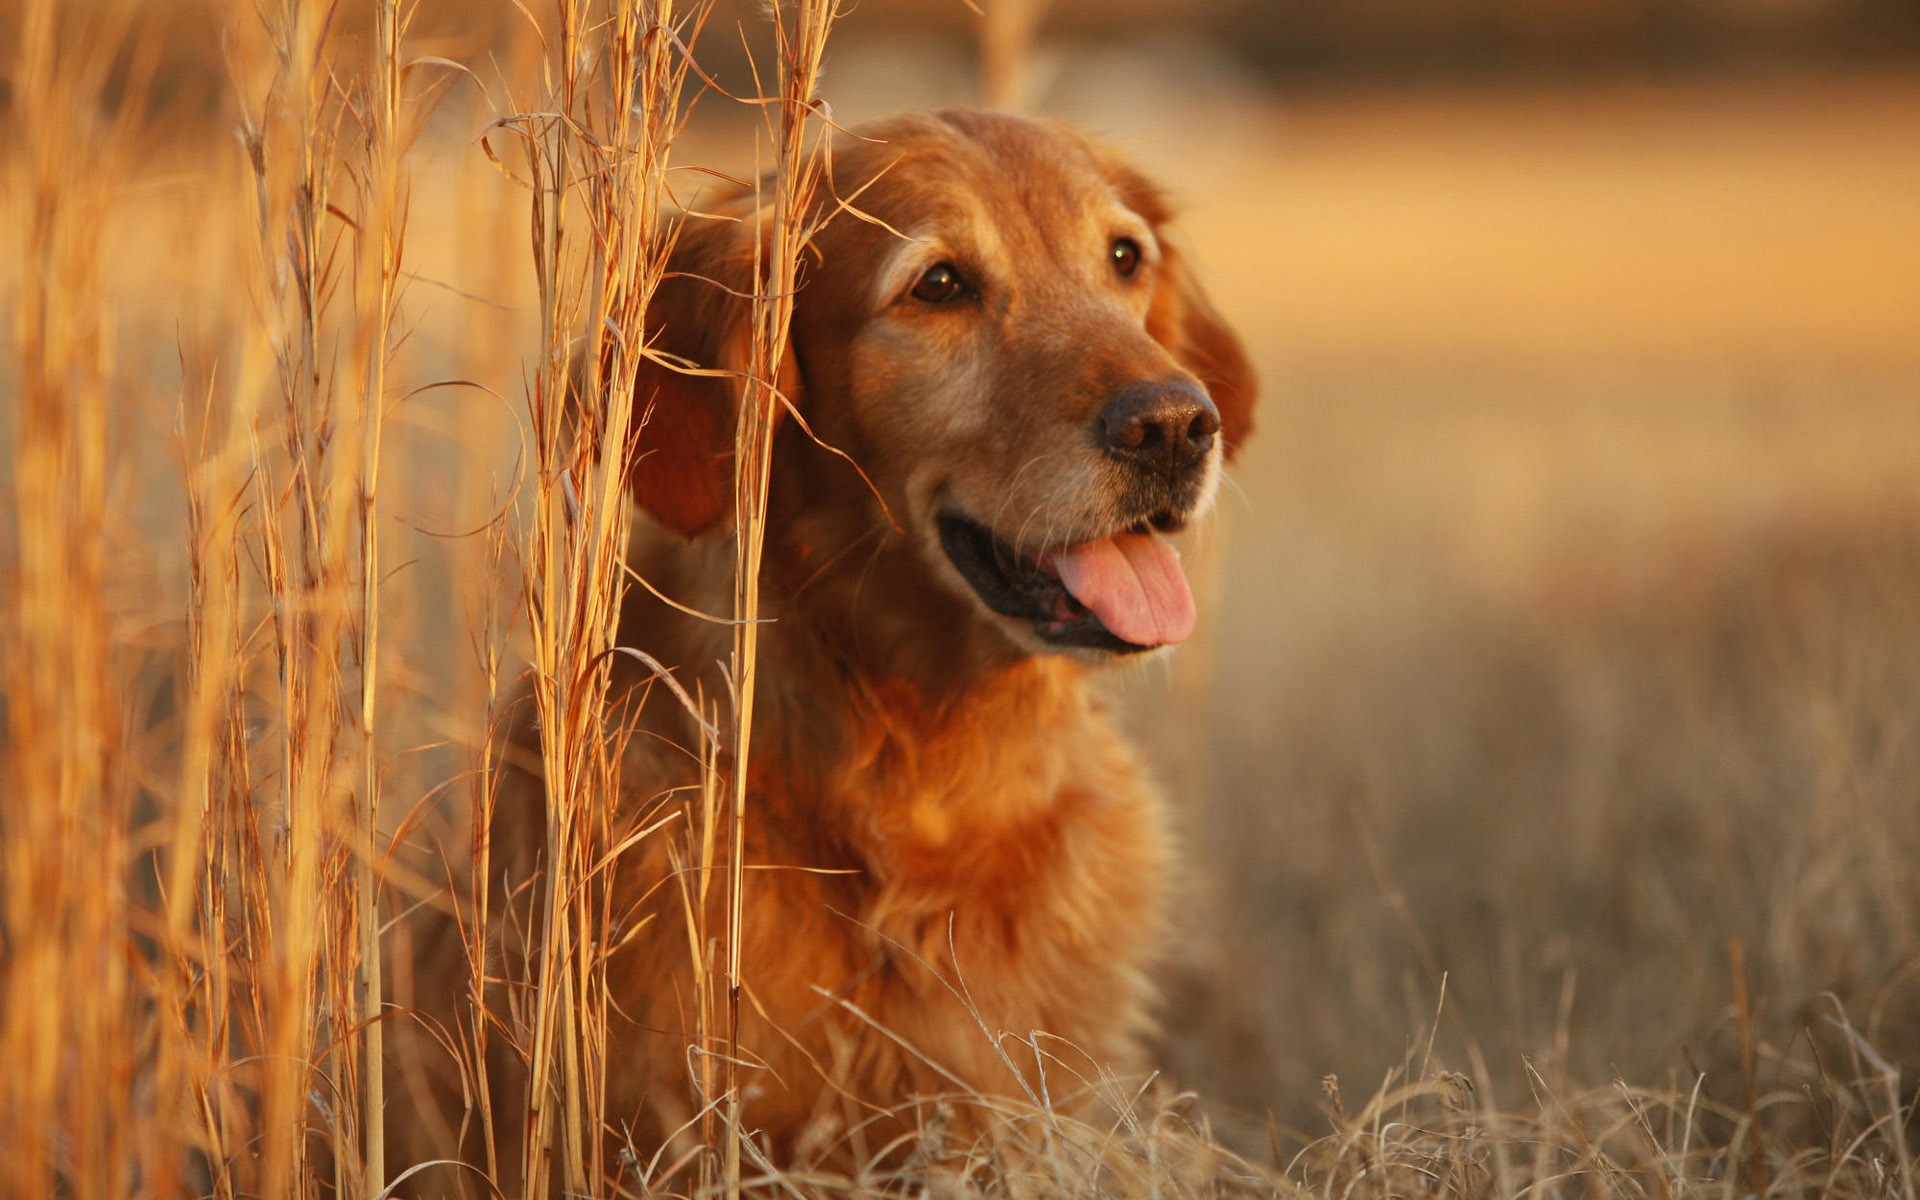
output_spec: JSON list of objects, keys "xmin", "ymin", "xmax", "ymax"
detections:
[
  {"xmin": 1102, "ymin": 158, "xmax": 1259, "ymax": 460},
  {"xmin": 623, "ymin": 205, "xmax": 800, "ymax": 537}
]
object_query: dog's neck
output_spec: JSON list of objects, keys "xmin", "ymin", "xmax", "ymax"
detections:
[
  {"xmin": 621, "ymin": 514, "xmax": 1116, "ymax": 837},
  {"xmin": 754, "ymin": 570, "xmax": 1115, "ymax": 868}
]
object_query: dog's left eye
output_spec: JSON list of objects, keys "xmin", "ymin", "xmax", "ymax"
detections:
[{"xmin": 1110, "ymin": 237, "xmax": 1142, "ymax": 278}]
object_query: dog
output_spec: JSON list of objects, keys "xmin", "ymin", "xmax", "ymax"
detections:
[{"xmin": 468, "ymin": 108, "xmax": 1255, "ymax": 1178}]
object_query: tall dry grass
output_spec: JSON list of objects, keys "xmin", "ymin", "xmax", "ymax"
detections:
[
  {"xmin": 4, "ymin": 1, "xmax": 147, "ymax": 1192},
  {"xmin": 2, "ymin": 2, "xmax": 1917, "ymax": 1199},
  {"xmin": 5, "ymin": 0, "xmax": 872, "ymax": 1194},
  {"xmin": 478, "ymin": 0, "xmax": 702, "ymax": 1188},
  {"xmin": 0, "ymin": 0, "xmax": 802, "ymax": 1192},
  {"xmin": 464, "ymin": 0, "xmax": 843, "ymax": 1192}
]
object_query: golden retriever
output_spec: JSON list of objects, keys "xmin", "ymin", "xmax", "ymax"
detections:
[{"xmin": 468, "ymin": 108, "xmax": 1255, "ymax": 1178}]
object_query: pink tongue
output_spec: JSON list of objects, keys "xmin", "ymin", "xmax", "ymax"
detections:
[{"xmin": 1045, "ymin": 533, "xmax": 1196, "ymax": 647}]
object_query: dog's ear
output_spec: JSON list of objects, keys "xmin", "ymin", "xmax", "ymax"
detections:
[
  {"xmin": 1102, "ymin": 158, "xmax": 1258, "ymax": 460},
  {"xmin": 623, "ymin": 205, "xmax": 800, "ymax": 537}
]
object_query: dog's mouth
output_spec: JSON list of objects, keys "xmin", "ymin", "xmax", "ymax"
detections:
[{"xmin": 935, "ymin": 510, "xmax": 1197, "ymax": 654}]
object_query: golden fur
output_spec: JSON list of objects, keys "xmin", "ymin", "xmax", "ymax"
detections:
[{"xmin": 442, "ymin": 109, "xmax": 1256, "ymax": 1180}]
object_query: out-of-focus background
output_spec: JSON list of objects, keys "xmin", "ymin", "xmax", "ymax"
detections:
[{"xmin": 5, "ymin": 0, "xmax": 1919, "ymax": 1156}]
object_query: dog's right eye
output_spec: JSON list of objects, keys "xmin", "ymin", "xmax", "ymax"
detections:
[{"xmin": 910, "ymin": 263, "xmax": 971, "ymax": 304}]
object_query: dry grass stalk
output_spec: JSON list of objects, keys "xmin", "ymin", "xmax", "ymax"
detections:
[
  {"xmin": 2, "ymin": 0, "xmax": 148, "ymax": 1193},
  {"xmin": 346, "ymin": 2, "xmax": 412, "ymax": 1193},
  {"xmin": 234, "ymin": 0, "xmax": 347, "ymax": 1188},
  {"xmin": 977, "ymin": 0, "xmax": 1047, "ymax": 110},
  {"xmin": 239, "ymin": 0, "xmax": 416, "ymax": 1187},
  {"xmin": 718, "ymin": 0, "xmax": 841, "ymax": 1193},
  {"xmin": 478, "ymin": 1, "xmax": 707, "ymax": 1192},
  {"xmin": 144, "ymin": 0, "xmax": 418, "ymax": 1192}
]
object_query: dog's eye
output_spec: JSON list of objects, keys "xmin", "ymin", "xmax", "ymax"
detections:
[
  {"xmin": 1110, "ymin": 237, "xmax": 1142, "ymax": 278},
  {"xmin": 910, "ymin": 263, "xmax": 971, "ymax": 304}
]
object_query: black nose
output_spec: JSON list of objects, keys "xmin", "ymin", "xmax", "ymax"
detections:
[{"xmin": 1097, "ymin": 381, "xmax": 1221, "ymax": 473}]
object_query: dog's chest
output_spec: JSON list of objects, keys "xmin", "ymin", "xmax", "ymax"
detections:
[{"xmin": 813, "ymin": 681, "xmax": 1167, "ymax": 1022}]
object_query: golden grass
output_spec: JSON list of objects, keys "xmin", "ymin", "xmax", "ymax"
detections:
[
  {"xmin": 2, "ymin": 0, "xmax": 1917, "ymax": 1195},
  {"xmin": 4, "ymin": 2, "xmax": 142, "ymax": 1191},
  {"xmin": 487, "ymin": 0, "xmax": 707, "ymax": 1187}
]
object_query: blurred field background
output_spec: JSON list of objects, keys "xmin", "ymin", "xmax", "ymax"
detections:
[{"xmin": 4, "ymin": 0, "xmax": 1919, "ymax": 1194}]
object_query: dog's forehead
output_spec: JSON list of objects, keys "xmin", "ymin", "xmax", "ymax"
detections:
[{"xmin": 830, "ymin": 113, "xmax": 1133, "ymax": 239}]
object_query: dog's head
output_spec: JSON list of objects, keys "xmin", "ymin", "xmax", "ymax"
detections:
[{"xmin": 626, "ymin": 110, "xmax": 1256, "ymax": 660}]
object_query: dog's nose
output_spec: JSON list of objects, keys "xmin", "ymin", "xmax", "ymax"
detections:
[{"xmin": 1097, "ymin": 381, "xmax": 1221, "ymax": 472}]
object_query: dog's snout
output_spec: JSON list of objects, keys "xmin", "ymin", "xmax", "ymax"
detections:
[{"xmin": 1097, "ymin": 381, "xmax": 1221, "ymax": 471}]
